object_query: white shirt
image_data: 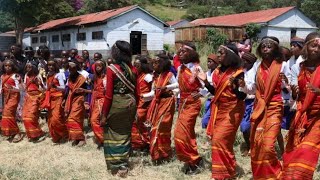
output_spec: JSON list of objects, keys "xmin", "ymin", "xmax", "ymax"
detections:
[
  {"xmin": 55, "ymin": 72, "xmax": 66, "ymax": 89},
  {"xmin": 23, "ymin": 74, "xmax": 45, "ymax": 91},
  {"xmin": 243, "ymin": 68, "xmax": 255, "ymax": 99},
  {"xmin": 240, "ymin": 60, "xmax": 289, "ymax": 94},
  {"xmin": 177, "ymin": 62, "xmax": 206, "ymax": 96},
  {"xmin": 0, "ymin": 74, "xmax": 21, "ymax": 93},
  {"xmin": 143, "ymin": 73, "xmax": 179, "ymax": 101},
  {"xmin": 200, "ymin": 69, "xmax": 214, "ymax": 98}
]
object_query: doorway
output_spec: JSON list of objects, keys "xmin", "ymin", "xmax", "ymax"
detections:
[{"xmin": 130, "ymin": 31, "xmax": 142, "ymax": 55}]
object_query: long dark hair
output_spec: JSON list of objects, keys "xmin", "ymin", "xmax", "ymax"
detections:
[
  {"xmin": 156, "ymin": 54, "xmax": 172, "ymax": 73},
  {"xmin": 2, "ymin": 59, "xmax": 18, "ymax": 74},
  {"xmin": 301, "ymin": 32, "xmax": 320, "ymax": 60},
  {"xmin": 256, "ymin": 36, "xmax": 283, "ymax": 63},
  {"xmin": 25, "ymin": 62, "xmax": 39, "ymax": 76},
  {"xmin": 222, "ymin": 44, "xmax": 242, "ymax": 69},
  {"xmin": 182, "ymin": 42, "xmax": 200, "ymax": 63},
  {"xmin": 136, "ymin": 55, "xmax": 153, "ymax": 74},
  {"xmin": 37, "ymin": 45, "xmax": 50, "ymax": 60},
  {"xmin": 93, "ymin": 60, "xmax": 106, "ymax": 81},
  {"xmin": 46, "ymin": 59, "xmax": 60, "ymax": 74}
]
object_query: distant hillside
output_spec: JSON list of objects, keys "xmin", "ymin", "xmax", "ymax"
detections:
[{"xmin": 145, "ymin": 4, "xmax": 187, "ymax": 22}]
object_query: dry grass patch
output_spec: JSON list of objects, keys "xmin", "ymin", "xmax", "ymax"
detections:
[{"xmin": 0, "ymin": 114, "xmax": 319, "ymax": 180}]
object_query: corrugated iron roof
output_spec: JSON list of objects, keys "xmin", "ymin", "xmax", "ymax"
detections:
[
  {"xmin": 26, "ymin": 5, "xmax": 162, "ymax": 33},
  {"xmin": 167, "ymin": 20, "xmax": 184, "ymax": 26},
  {"xmin": 191, "ymin": 6, "xmax": 295, "ymax": 27}
]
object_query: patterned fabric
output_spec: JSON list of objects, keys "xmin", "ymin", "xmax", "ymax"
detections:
[
  {"xmin": 66, "ymin": 75, "xmax": 86, "ymax": 141},
  {"xmin": 22, "ymin": 75, "xmax": 45, "ymax": 139},
  {"xmin": 90, "ymin": 76, "xmax": 106, "ymax": 144},
  {"xmin": 250, "ymin": 60, "xmax": 283, "ymax": 179},
  {"xmin": 46, "ymin": 75, "xmax": 68, "ymax": 143},
  {"xmin": 282, "ymin": 65, "xmax": 320, "ymax": 179},
  {"xmin": 174, "ymin": 65, "xmax": 202, "ymax": 166},
  {"xmin": 208, "ymin": 68, "xmax": 245, "ymax": 179},
  {"xmin": 0, "ymin": 74, "xmax": 21, "ymax": 136},
  {"xmin": 131, "ymin": 73, "xmax": 152, "ymax": 150},
  {"xmin": 104, "ymin": 94, "xmax": 136, "ymax": 171},
  {"xmin": 148, "ymin": 72, "xmax": 175, "ymax": 161}
]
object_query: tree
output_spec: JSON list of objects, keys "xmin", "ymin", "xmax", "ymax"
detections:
[
  {"xmin": 0, "ymin": 0, "xmax": 75, "ymax": 44},
  {"xmin": 301, "ymin": 0, "xmax": 320, "ymax": 26},
  {"xmin": 0, "ymin": 11, "xmax": 15, "ymax": 32}
]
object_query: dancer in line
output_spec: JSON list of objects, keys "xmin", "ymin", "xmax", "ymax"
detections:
[
  {"xmin": 174, "ymin": 42, "xmax": 204, "ymax": 175},
  {"xmin": 282, "ymin": 32, "xmax": 320, "ymax": 179},
  {"xmin": 0, "ymin": 59, "xmax": 24, "ymax": 142},
  {"xmin": 101, "ymin": 41, "xmax": 138, "ymax": 178},
  {"xmin": 22, "ymin": 61, "xmax": 46, "ymax": 142},
  {"xmin": 144, "ymin": 54, "xmax": 178, "ymax": 163},
  {"xmin": 131, "ymin": 55, "xmax": 153, "ymax": 152},
  {"xmin": 198, "ymin": 44, "xmax": 246, "ymax": 179}
]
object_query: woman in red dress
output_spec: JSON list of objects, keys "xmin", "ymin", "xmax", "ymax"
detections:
[
  {"xmin": 90, "ymin": 60, "xmax": 106, "ymax": 148},
  {"xmin": 0, "ymin": 59, "xmax": 24, "ymax": 143},
  {"xmin": 22, "ymin": 61, "xmax": 46, "ymax": 142},
  {"xmin": 282, "ymin": 32, "xmax": 320, "ymax": 179},
  {"xmin": 131, "ymin": 55, "xmax": 153, "ymax": 152}
]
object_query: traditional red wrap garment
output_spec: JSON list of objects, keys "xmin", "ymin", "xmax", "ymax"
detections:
[
  {"xmin": 174, "ymin": 64, "xmax": 202, "ymax": 166},
  {"xmin": 66, "ymin": 75, "xmax": 86, "ymax": 141},
  {"xmin": 22, "ymin": 75, "xmax": 45, "ymax": 139},
  {"xmin": 207, "ymin": 68, "xmax": 245, "ymax": 179},
  {"xmin": 282, "ymin": 65, "xmax": 320, "ymax": 179},
  {"xmin": 46, "ymin": 74, "xmax": 68, "ymax": 143},
  {"xmin": 250, "ymin": 60, "xmax": 283, "ymax": 179},
  {"xmin": 90, "ymin": 75, "xmax": 106, "ymax": 144},
  {"xmin": 131, "ymin": 73, "xmax": 152, "ymax": 150},
  {"xmin": 148, "ymin": 71, "xmax": 175, "ymax": 160},
  {"xmin": 0, "ymin": 74, "xmax": 21, "ymax": 136}
]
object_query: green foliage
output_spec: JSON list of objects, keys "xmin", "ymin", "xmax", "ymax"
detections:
[
  {"xmin": 206, "ymin": 28, "xmax": 228, "ymax": 52},
  {"xmin": 301, "ymin": 0, "xmax": 320, "ymax": 26},
  {"xmin": 163, "ymin": 44, "xmax": 170, "ymax": 51},
  {"xmin": 182, "ymin": 5, "xmax": 218, "ymax": 21},
  {"xmin": 245, "ymin": 23, "xmax": 261, "ymax": 40},
  {"xmin": 0, "ymin": 11, "xmax": 14, "ymax": 32}
]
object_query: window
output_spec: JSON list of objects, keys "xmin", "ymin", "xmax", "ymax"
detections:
[
  {"xmin": 62, "ymin": 34, "xmax": 71, "ymax": 42},
  {"xmin": 52, "ymin": 35, "xmax": 59, "ymax": 42},
  {"xmin": 291, "ymin": 29, "xmax": 297, "ymax": 39},
  {"xmin": 92, "ymin": 31, "xmax": 103, "ymax": 40},
  {"xmin": 31, "ymin": 37, "xmax": 38, "ymax": 44},
  {"xmin": 40, "ymin": 36, "xmax": 47, "ymax": 43},
  {"xmin": 77, "ymin": 32, "xmax": 86, "ymax": 41}
]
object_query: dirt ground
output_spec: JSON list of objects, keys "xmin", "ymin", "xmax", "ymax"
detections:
[{"xmin": 0, "ymin": 114, "xmax": 319, "ymax": 180}]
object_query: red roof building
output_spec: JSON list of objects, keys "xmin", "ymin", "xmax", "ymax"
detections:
[
  {"xmin": 22, "ymin": 5, "xmax": 168, "ymax": 56},
  {"xmin": 175, "ymin": 6, "xmax": 317, "ymax": 43},
  {"xmin": 191, "ymin": 7, "xmax": 295, "ymax": 27}
]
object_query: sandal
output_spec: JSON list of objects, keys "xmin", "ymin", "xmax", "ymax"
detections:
[{"xmin": 12, "ymin": 134, "xmax": 25, "ymax": 143}]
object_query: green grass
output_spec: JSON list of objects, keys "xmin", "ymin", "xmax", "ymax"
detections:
[{"xmin": 145, "ymin": 4, "xmax": 187, "ymax": 22}]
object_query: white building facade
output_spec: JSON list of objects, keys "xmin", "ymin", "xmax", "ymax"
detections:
[
  {"xmin": 23, "ymin": 5, "xmax": 168, "ymax": 57},
  {"xmin": 257, "ymin": 8, "xmax": 317, "ymax": 43}
]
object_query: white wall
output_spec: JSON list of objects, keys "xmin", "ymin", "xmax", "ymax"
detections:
[
  {"xmin": 25, "ymin": 8, "xmax": 165, "ymax": 54},
  {"xmin": 106, "ymin": 8, "xmax": 165, "ymax": 50},
  {"xmin": 164, "ymin": 28, "xmax": 175, "ymax": 45},
  {"xmin": 257, "ymin": 9, "xmax": 318, "ymax": 43},
  {"xmin": 269, "ymin": 8, "xmax": 316, "ymax": 28}
]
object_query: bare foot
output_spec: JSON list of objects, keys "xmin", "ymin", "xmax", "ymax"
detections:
[
  {"xmin": 12, "ymin": 133, "xmax": 24, "ymax": 143},
  {"xmin": 116, "ymin": 167, "xmax": 128, "ymax": 178},
  {"xmin": 77, "ymin": 140, "xmax": 86, "ymax": 147}
]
